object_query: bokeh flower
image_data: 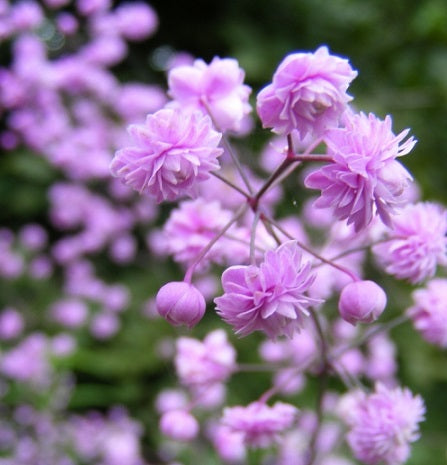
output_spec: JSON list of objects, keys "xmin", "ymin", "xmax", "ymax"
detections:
[
  {"xmin": 373, "ymin": 202, "xmax": 447, "ymax": 283},
  {"xmin": 342, "ymin": 383, "xmax": 425, "ymax": 465},
  {"xmin": 407, "ymin": 278, "xmax": 447, "ymax": 347}
]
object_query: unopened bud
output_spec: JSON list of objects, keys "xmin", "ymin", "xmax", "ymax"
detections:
[
  {"xmin": 156, "ymin": 281, "xmax": 206, "ymax": 328},
  {"xmin": 338, "ymin": 280, "xmax": 387, "ymax": 325}
]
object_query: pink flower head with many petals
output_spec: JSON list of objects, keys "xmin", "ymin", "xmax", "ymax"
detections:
[
  {"xmin": 305, "ymin": 112, "xmax": 416, "ymax": 231},
  {"xmin": 407, "ymin": 278, "xmax": 447, "ymax": 347},
  {"xmin": 256, "ymin": 46, "xmax": 357, "ymax": 137},
  {"xmin": 214, "ymin": 241, "xmax": 320, "ymax": 338},
  {"xmin": 373, "ymin": 202, "xmax": 447, "ymax": 283},
  {"xmin": 221, "ymin": 401, "xmax": 298, "ymax": 448},
  {"xmin": 110, "ymin": 108, "xmax": 223, "ymax": 202},
  {"xmin": 343, "ymin": 383, "xmax": 425, "ymax": 465},
  {"xmin": 168, "ymin": 57, "xmax": 252, "ymax": 132},
  {"xmin": 175, "ymin": 329, "xmax": 236, "ymax": 387}
]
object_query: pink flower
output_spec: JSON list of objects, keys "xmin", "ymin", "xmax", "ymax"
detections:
[
  {"xmin": 338, "ymin": 280, "xmax": 387, "ymax": 325},
  {"xmin": 175, "ymin": 329, "xmax": 236, "ymax": 387},
  {"xmin": 156, "ymin": 281, "xmax": 206, "ymax": 328},
  {"xmin": 256, "ymin": 46, "xmax": 357, "ymax": 137},
  {"xmin": 342, "ymin": 383, "xmax": 425, "ymax": 465},
  {"xmin": 168, "ymin": 57, "xmax": 251, "ymax": 132},
  {"xmin": 373, "ymin": 202, "xmax": 447, "ymax": 283},
  {"xmin": 305, "ymin": 112, "xmax": 416, "ymax": 231},
  {"xmin": 156, "ymin": 198, "xmax": 237, "ymax": 270},
  {"xmin": 407, "ymin": 278, "xmax": 447, "ymax": 347},
  {"xmin": 221, "ymin": 401, "xmax": 298, "ymax": 448},
  {"xmin": 214, "ymin": 241, "xmax": 320, "ymax": 338},
  {"xmin": 160, "ymin": 410, "xmax": 199, "ymax": 441},
  {"xmin": 110, "ymin": 108, "xmax": 223, "ymax": 202},
  {"xmin": 115, "ymin": 2, "xmax": 158, "ymax": 41}
]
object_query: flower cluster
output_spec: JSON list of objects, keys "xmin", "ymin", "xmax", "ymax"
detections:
[{"xmin": 1, "ymin": 5, "xmax": 440, "ymax": 464}]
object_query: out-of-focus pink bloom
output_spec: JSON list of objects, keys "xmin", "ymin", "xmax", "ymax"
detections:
[
  {"xmin": 256, "ymin": 46, "xmax": 357, "ymax": 137},
  {"xmin": 366, "ymin": 333, "xmax": 397, "ymax": 382},
  {"xmin": 56, "ymin": 12, "xmax": 79, "ymax": 35},
  {"xmin": 168, "ymin": 57, "xmax": 251, "ymax": 132},
  {"xmin": 50, "ymin": 299, "xmax": 88, "ymax": 328},
  {"xmin": 1, "ymin": 333, "xmax": 50, "ymax": 384},
  {"xmin": 156, "ymin": 281, "xmax": 206, "ymax": 328},
  {"xmin": 115, "ymin": 2, "xmax": 158, "ymax": 41},
  {"xmin": 160, "ymin": 410, "xmax": 199, "ymax": 441},
  {"xmin": 18, "ymin": 223, "xmax": 47, "ymax": 251},
  {"xmin": 10, "ymin": 1, "xmax": 43, "ymax": 31},
  {"xmin": 215, "ymin": 241, "xmax": 319, "ymax": 338},
  {"xmin": 210, "ymin": 424, "xmax": 246, "ymax": 462},
  {"xmin": 221, "ymin": 401, "xmax": 297, "ymax": 448},
  {"xmin": 81, "ymin": 35, "xmax": 128, "ymax": 67},
  {"xmin": 305, "ymin": 112, "xmax": 416, "ymax": 231},
  {"xmin": 111, "ymin": 108, "xmax": 223, "ymax": 202},
  {"xmin": 51, "ymin": 333, "xmax": 76, "ymax": 357},
  {"xmin": 373, "ymin": 202, "xmax": 447, "ymax": 283},
  {"xmin": 155, "ymin": 198, "xmax": 237, "ymax": 270},
  {"xmin": 0, "ymin": 307, "xmax": 24, "ymax": 340},
  {"xmin": 407, "ymin": 278, "xmax": 447, "ymax": 347},
  {"xmin": 114, "ymin": 83, "xmax": 167, "ymax": 121},
  {"xmin": 338, "ymin": 280, "xmax": 387, "ymax": 325},
  {"xmin": 155, "ymin": 389, "xmax": 189, "ymax": 414},
  {"xmin": 90, "ymin": 312, "xmax": 119, "ymax": 339},
  {"xmin": 76, "ymin": 0, "xmax": 111, "ymax": 16},
  {"xmin": 109, "ymin": 234, "xmax": 136, "ymax": 264},
  {"xmin": 341, "ymin": 383, "xmax": 425, "ymax": 465},
  {"xmin": 175, "ymin": 329, "xmax": 236, "ymax": 387}
]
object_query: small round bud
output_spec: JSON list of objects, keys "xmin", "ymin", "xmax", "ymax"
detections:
[
  {"xmin": 156, "ymin": 281, "xmax": 206, "ymax": 328},
  {"xmin": 338, "ymin": 280, "xmax": 387, "ymax": 325},
  {"xmin": 159, "ymin": 410, "xmax": 199, "ymax": 441}
]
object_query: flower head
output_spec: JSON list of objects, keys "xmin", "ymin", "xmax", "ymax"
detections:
[
  {"xmin": 110, "ymin": 108, "xmax": 223, "ymax": 202},
  {"xmin": 305, "ymin": 112, "xmax": 416, "ymax": 231},
  {"xmin": 221, "ymin": 401, "xmax": 298, "ymax": 448},
  {"xmin": 214, "ymin": 241, "xmax": 320, "ymax": 338},
  {"xmin": 256, "ymin": 46, "xmax": 357, "ymax": 137},
  {"xmin": 156, "ymin": 281, "xmax": 206, "ymax": 328},
  {"xmin": 338, "ymin": 280, "xmax": 387, "ymax": 325},
  {"xmin": 373, "ymin": 202, "xmax": 447, "ymax": 283},
  {"xmin": 175, "ymin": 329, "xmax": 236, "ymax": 387},
  {"xmin": 342, "ymin": 383, "xmax": 425, "ymax": 465},
  {"xmin": 168, "ymin": 57, "xmax": 252, "ymax": 132},
  {"xmin": 407, "ymin": 278, "xmax": 447, "ymax": 347}
]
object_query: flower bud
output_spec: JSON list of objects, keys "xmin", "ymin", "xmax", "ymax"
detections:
[
  {"xmin": 156, "ymin": 281, "xmax": 206, "ymax": 328},
  {"xmin": 338, "ymin": 280, "xmax": 387, "ymax": 325},
  {"xmin": 159, "ymin": 409, "xmax": 199, "ymax": 441}
]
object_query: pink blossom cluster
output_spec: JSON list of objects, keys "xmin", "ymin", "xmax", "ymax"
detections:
[{"xmin": 1, "ymin": 4, "xmax": 443, "ymax": 465}]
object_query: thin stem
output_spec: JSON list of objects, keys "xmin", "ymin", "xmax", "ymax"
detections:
[
  {"xmin": 237, "ymin": 363, "xmax": 284, "ymax": 372},
  {"xmin": 306, "ymin": 308, "xmax": 330, "ymax": 465},
  {"xmin": 183, "ymin": 203, "xmax": 248, "ymax": 283},
  {"xmin": 250, "ymin": 210, "xmax": 262, "ymax": 265},
  {"xmin": 210, "ymin": 170, "xmax": 250, "ymax": 199},
  {"xmin": 289, "ymin": 154, "xmax": 333, "ymax": 163},
  {"xmin": 262, "ymin": 214, "xmax": 359, "ymax": 282},
  {"xmin": 329, "ymin": 314, "xmax": 410, "ymax": 362},
  {"xmin": 201, "ymin": 98, "xmax": 253, "ymax": 194}
]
